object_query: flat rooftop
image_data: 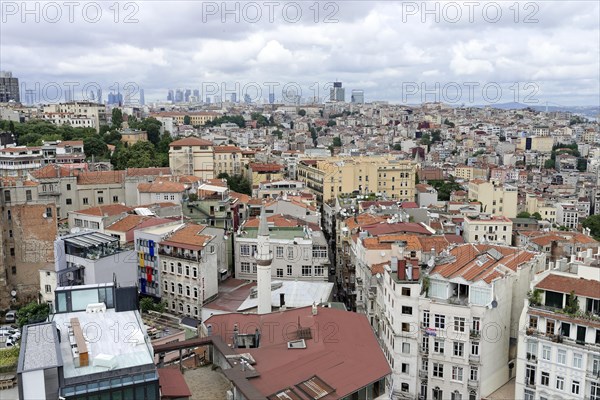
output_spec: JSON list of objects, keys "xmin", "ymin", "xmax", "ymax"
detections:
[
  {"xmin": 53, "ymin": 309, "xmax": 154, "ymax": 379},
  {"xmin": 237, "ymin": 280, "xmax": 334, "ymax": 311},
  {"xmin": 18, "ymin": 322, "xmax": 62, "ymax": 373},
  {"xmin": 138, "ymin": 222, "xmax": 184, "ymax": 236}
]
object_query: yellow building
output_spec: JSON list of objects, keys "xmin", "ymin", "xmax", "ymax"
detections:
[
  {"xmin": 297, "ymin": 156, "xmax": 417, "ymax": 203},
  {"xmin": 516, "ymin": 136, "xmax": 554, "ymax": 153},
  {"xmin": 468, "ymin": 179, "xmax": 518, "ymax": 218},
  {"xmin": 120, "ymin": 129, "xmax": 148, "ymax": 146},
  {"xmin": 246, "ymin": 163, "xmax": 285, "ymax": 188},
  {"xmin": 454, "ymin": 165, "xmax": 488, "ymax": 181},
  {"xmin": 169, "ymin": 137, "xmax": 214, "ymax": 179},
  {"xmin": 213, "ymin": 145, "xmax": 242, "ymax": 176},
  {"xmin": 152, "ymin": 112, "xmax": 219, "ymax": 126}
]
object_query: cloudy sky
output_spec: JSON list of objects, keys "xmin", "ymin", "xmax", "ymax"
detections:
[{"xmin": 1, "ymin": 1, "xmax": 599, "ymax": 106}]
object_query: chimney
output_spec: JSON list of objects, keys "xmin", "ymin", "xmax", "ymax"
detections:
[
  {"xmin": 570, "ymin": 254, "xmax": 576, "ymax": 263},
  {"xmin": 311, "ymin": 302, "xmax": 318, "ymax": 315},
  {"xmin": 407, "ymin": 262, "xmax": 413, "ymax": 281}
]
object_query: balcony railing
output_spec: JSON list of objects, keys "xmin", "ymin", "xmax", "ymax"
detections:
[
  {"xmin": 419, "ymin": 370, "xmax": 428, "ymax": 379},
  {"xmin": 469, "ymin": 354, "xmax": 480, "ymax": 363},
  {"xmin": 158, "ymin": 249, "xmax": 200, "ymax": 262},
  {"xmin": 467, "ymin": 379, "xmax": 478, "ymax": 389},
  {"xmin": 470, "ymin": 329, "xmax": 481, "ymax": 339}
]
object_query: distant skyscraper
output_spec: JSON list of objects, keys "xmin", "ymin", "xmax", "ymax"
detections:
[
  {"xmin": 175, "ymin": 89, "xmax": 183, "ymax": 103},
  {"xmin": 107, "ymin": 92, "xmax": 123, "ymax": 105},
  {"xmin": 64, "ymin": 88, "xmax": 73, "ymax": 103},
  {"xmin": 167, "ymin": 90, "xmax": 174, "ymax": 102},
  {"xmin": 244, "ymin": 93, "xmax": 252, "ymax": 104},
  {"xmin": 139, "ymin": 88, "xmax": 145, "ymax": 105},
  {"xmin": 97, "ymin": 89, "xmax": 103, "ymax": 104},
  {"xmin": 25, "ymin": 89, "xmax": 36, "ymax": 105},
  {"xmin": 0, "ymin": 71, "xmax": 20, "ymax": 103},
  {"xmin": 206, "ymin": 96, "xmax": 211, "ymax": 104},
  {"xmin": 230, "ymin": 93, "xmax": 237, "ymax": 103},
  {"xmin": 351, "ymin": 89, "xmax": 364, "ymax": 104},
  {"xmin": 268, "ymin": 92, "xmax": 275, "ymax": 104},
  {"xmin": 184, "ymin": 89, "xmax": 191, "ymax": 102},
  {"xmin": 193, "ymin": 89, "xmax": 200, "ymax": 99},
  {"xmin": 330, "ymin": 81, "xmax": 345, "ymax": 102}
]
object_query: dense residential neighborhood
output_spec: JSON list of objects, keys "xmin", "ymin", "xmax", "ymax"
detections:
[{"xmin": 1, "ymin": 86, "xmax": 599, "ymax": 399}]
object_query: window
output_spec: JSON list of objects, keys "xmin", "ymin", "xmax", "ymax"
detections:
[
  {"xmin": 276, "ymin": 268, "xmax": 283, "ymax": 277},
  {"xmin": 83, "ymin": 197, "xmax": 89, "ymax": 205},
  {"xmin": 177, "ymin": 284, "xmax": 183, "ymax": 294},
  {"xmin": 524, "ymin": 389, "xmax": 534, "ymax": 400},
  {"xmin": 525, "ymin": 364, "xmax": 536, "ymax": 385},
  {"xmin": 540, "ymin": 372, "xmax": 549, "ymax": 386},
  {"xmin": 287, "ymin": 265, "xmax": 292, "ymax": 276},
  {"xmin": 240, "ymin": 244, "xmax": 250, "ymax": 256},
  {"xmin": 573, "ymin": 353, "xmax": 582, "ymax": 369},
  {"xmin": 591, "ymin": 382, "xmax": 600, "ymax": 400},
  {"xmin": 470, "ymin": 366, "xmax": 478, "ymax": 381},
  {"xmin": 67, "ymin": 184, "xmax": 71, "ymax": 190},
  {"xmin": 302, "ymin": 265, "xmax": 311, "ymax": 276},
  {"xmin": 434, "ymin": 314, "xmax": 445, "ymax": 329},
  {"xmin": 185, "ymin": 265, "xmax": 190, "ymax": 276},
  {"xmin": 402, "ymin": 363, "xmax": 409, "ymax": 374},
  {"xmin": 3, "ymin": 190, "xmax": 10, "ymax": 202},
  {"xmin": 434, "ymin": 339, "xmax": 444, "ymax": 354},
  {"xmin": 572, "ymin": 380, "xmax": 580, "ymax": 395},
  {"xmin": 471, "ymin": 341, "xmax": 479, "ymax": 355},
  {"xmin": 546, "ymin": 319, "xmax": 555, "ymax": 335},
  {"xmin": 402, "ymin": 343, "xmax": 410, "ymax": 354},
  {"xmin": 423, "ymin": 310, "xmax": 430, "ymax": 328},
  {"xmin": 453, "ymin": 342, "xmax": 464, "ymax": 357},
  {"xmin": 186, "ymin": 286, "xmax": 190, "ymax": 296},
  {"xmin": 66, "ymin": 198, "xmax": 72, "ymax": 205},
  {"xmin": 9, "ymin": 248, "xmax": 14, "ymax": 256},
  {"xmin": 452, "ymin": 366, "xmax": 463, "ymax": 381},
  {"xmin": 194, "ymin": 288, "xmax": 198, "ymax": 298},
  {"xmin": 422, "ymin": 337, "xmax": 429, "ymax": 353},
  {"xmin": 557, "ymin": 349, "xmax": 566, "ymax": 365},
  {"xmin": 193, "ymin": 267, "xmax": 197, "ymax": 278},
  {"xmin": 433, "ymin": 363, "xmax": 443, "ymax": 378},
  {"xmin": 542, "ymin": 345, "xmax": 551, "ymax": 360},
  {"xmin": 402, "ymin": 306, "xmax": 413, "ymax": 315},
  {"xmin": 45, "ymin": 285, "xmax": 52, "ymax": 293},
  {"xmin": 171, "ymin": 283, "xmax": 175, "ymax": 293},
  {"xmin": 401, "ymin": 383, "xmax": 409, "ymax": 392},
  {"xmin": 402, "ymin": 287, "xmax": 411, "ymax": 296},
  {"xmin": 241, "ymin": 262, "xmax": 250, "ymax": 273},
  {"xmin": 451, "ymin": 391, "xmax": 462, "ymax": 400},
  {"xmin": 312, "ymin": 245, "xmax": 327, "ymax": 258},
  {"xmin": 556, "ymin": 376, "xmax": 564, "ymax": 391},
  {"xmin": 45, "ymin": 207, "xmax": 52, "ymax": 217},
  {"xmin": 252, "ymin": 263, "xmax": 257, "ymax": 273},
  {"xmin": 97, "ymin": 196, "xmax": 104, "ymax": 204},
  {"xmin": 177, "ymin": 263, "xmax": 182, "ymax": 274},
  {"xmin": 287, "ymin": 247, "xmax": 294, "ymax": 259},
  {"xmin": 26, "ymin": 190, "xmax": 32, "ymax": 201},
  {"xmin": 314, "ymin": 265, "xmax": 324, "ymax": 276},
  {"xmin": 113, "ymin": 195, "xmax": 119, "ymax": 202},
  {"xmin": 276, "ymin": 246, "xmax": 283, "ymax": 258},
  {"xmin": 11, "ymin": 266, "xmax": 16, "ymax": 275},
  {"xmin": 454, "ymin": 317, "xmax": 465, "ymax": 332}
]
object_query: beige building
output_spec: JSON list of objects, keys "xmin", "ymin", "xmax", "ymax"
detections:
[
  {"xmin": 120, "ymin": 129, "xmax": 148, "ymax": 145},
  {"xmin": 462, "ymin": 214, "xmax": 514, "ymax": 245},
  {"xmin": 454, "ymin": 165, "xmax": 488, "ymax": 181},
  {"xmin": 247, "ymin": 163, "xmax": 285, "ymax": 188},
  {"xmin": 516, "ymin": 136, "xmax": 555, "ymax": 153},
  {"xmin": 213, "ymin": 145, "xmax": 242, "ymax": 176},
  {"xmin": 169, "ymin": 137, "xmax": 215, "ymax": 179},
  {"xmin": 42, "ymin": 101, "xmax": 106, "ymax": 132},
  {"xmin": 468, "ymin": 179, "xmax": 518, "ymax": 218},
  {"xmin": 152, "ymin": 111, "xmax": 218, "ymax": 126},
  {"xmin": 297, "ymin": 156, "xmax": 418, "ymax": 203}
]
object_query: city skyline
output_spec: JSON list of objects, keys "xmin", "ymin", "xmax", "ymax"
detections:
[{"xmin": 1, "ymin": 1, "xmax": 598, "ymax": 106}]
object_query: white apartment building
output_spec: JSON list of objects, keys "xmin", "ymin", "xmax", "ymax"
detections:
[
  {"xmin": 515, "ymin": 250, "xmax": 600, "ymax": 400},
  {"xmin": 42, "ymin": 101, "xmax": 106, "ymax": 132},
  {"xmin": 468, "ymin": 180, "xmax": 518, "ymax": 218},
  {"xmin": 367, "ymin": 243, "xmax": 545, "ymax": 400},
  {"xmin": 556, "ymin": 203, "xmax": 579, "ymax": 229},
  {"xmin": 234, "ymin": 214, "xmax": 329, "ymax": 282},
  {"xmin": 158, "ymin": 223, "xmax": 219, "ymax": 319},
  {"xmin": 462, "ymin": 214, "xmax": 513, "ymax": 246}
]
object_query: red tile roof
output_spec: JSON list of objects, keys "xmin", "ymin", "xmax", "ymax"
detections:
[
  {"xmin": 160, "ymin": 223, "xmax": 212, "ymax": 250},
  {"xmin": 138, "ymin": 180, "xmax": 188, "ymax": 193},
  {"xmin": 169, "ymin": 137, "xmax": 213, "ymax": 147},
  {"xmin": 74, "ymin": 204, "xmax": 133, "ymax": 217},
  {"xmin": 125, "ymin": 167, "xmax": 171, "ymax": 176},
  {"xmin": 249, "ymin": 163, "xmax": 284, "ymax": 173},
  {"xmin": 536, "ymin": 274, "xmax": 600, "ymax": 299},
  {"xmin": 205, "ymin": 306, "xmax": 391, "ymax": 398},
  {"xmin": 77, "ymin": 170, "xmax": 125, "ymax": 185}
]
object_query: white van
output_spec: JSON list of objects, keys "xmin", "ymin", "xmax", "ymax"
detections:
[{"xmin": 4, "ymin": 311, "xmax": 16, "ymax": 324}]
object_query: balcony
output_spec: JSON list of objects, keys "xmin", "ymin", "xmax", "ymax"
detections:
[
  {"xmin": 587, "ymin": 370, "xmax": 600, "ymax": 380},
  {"xmin": 158, "ymin": 248, "xmax": 200, "ymax": 262},
  {"xmin": 419, "ymin": 370, "xmax": 428, "ymax": 379},
  {"xmin": 470, "ymin": 329, "xmax": 481, "ymax": 339},
  {"xmin": 467, "ymin": 379, "xmax": 478, "ymax": 389},
  {"xmin": 469, "ymin": 354, "xmax": 480, "ymax": 363},
  {"xmin": 526, "ymin": 353, "xmax": 537, "ymax": 363}
]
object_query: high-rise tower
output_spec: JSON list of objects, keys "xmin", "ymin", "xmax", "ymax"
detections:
[{"xmin": 255, "ymin": 206, "xmax": 273, "ymax": 314}]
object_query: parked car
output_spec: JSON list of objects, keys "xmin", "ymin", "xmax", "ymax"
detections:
[
  {"xmin": 5, "ymin": 337, "xmax": 17, "ymax": 347},
  {"xmin": 4, "ymin": 310, "xmax": 16, "ymax": 324},
  {"xmin": 9, "ymin": 330, "xmax": 20, "ymax": 341}
]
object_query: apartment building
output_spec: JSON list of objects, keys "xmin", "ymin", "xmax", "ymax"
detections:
[
  {"xmin": 168, "ymin": 137, "xmax": 214, "ymax": 179},
  {"xmin": 556, "ymin": 203, "xmax": 580, "ymax": 229},
  {"xmin": 213, "ymin": 145, "xmax": 242, "ymax": 176},
  {"xmin": 246, "ymin": 162, "xmax": 285, "ymax": 188},
  {"xmin": 158, "ymin": 223, "xmax": 219, "ymax": 318},
  {"xmin": 151, "ymin": 111, "xmax": 218, "ymax": 126},
  {"xmin": 42, "ymin": 101, "xmax": 107, "ymax": 132},
  {"xmin": 468, "ymin": 180, "xmax": 518, "ymax": 218},
  {"xmin": 416, "ymin": 183, "xmax": 439, "ymax": 208},
  {"xmin": 462, "ymin": 214, "xmax": 513, "ymax": 246},
  {"xmin": 137, "ymin": 179, "xmax": 190, "ymax": 204},
  {"xmin": 234, "ymin": 214, "xmax": 329, "ymax": 282},
  {"xmin": 297, "ymin": 156, "xmax": 417, "ymax": 203},
  {"xmin": 0, "ymin": 146, "xmax": 44, "ymax": 177},
  {"xmin": 453, "ymin": 165, "xmax": 488, "ymax": 181},
  {"xmin": 515, "ymin": 253, "xmax": 600, "ymax": 400}
]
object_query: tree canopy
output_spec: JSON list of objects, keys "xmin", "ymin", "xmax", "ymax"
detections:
[
  {"xmin": 217, "ymin": 173, "xmax": 252, "ymax": 195},
  {"xmin": 582, "ymin": 215, "xmax": 600, "ymax": 240},
  {"xmin": 17, "ymin": 302, "xmax": 50, "ymax": 327}
]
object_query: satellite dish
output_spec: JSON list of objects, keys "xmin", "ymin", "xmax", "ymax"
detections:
[
  {"xmin": 491, "ymin": 300, "xmax": 498, "ymax": 308},
  {"xmin": 10, "ymin": 290, "xmax": 17, "ymax": 297}
]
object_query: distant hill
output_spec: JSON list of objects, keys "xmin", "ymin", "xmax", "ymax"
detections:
[{"xmin": 469, "ymin": 102, "xmax": 599, "ymax": 119}]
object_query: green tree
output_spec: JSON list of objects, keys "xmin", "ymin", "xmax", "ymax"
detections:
[
  {"xmin": 430, "ymin": 130, "xmax": 442, "ymax": 143},
  {"xmin": 111, "ymin": 108, "xmax": 123, "ymax": 129},
  {"xmin": 415, "ymin": 173, "xmax": 420, "ymax": 185},
  {"xmin": 272, "ymin": 130, "xmax": 283, "ymax": 140},
  {"xmin": 577, "ymin": 158, "xmax": 587, "ymax": 172},
  {"xmin": 565, "ymin": 290, "xmax": 579, "ymax": 314},
  {"xmin": 531, "ymin": 212, "xmax": 542, "ymax": 220},
  {"xmin": 83, "ymin": 136, "xmax": 109, "ymax": 159},
  {"xmin": 544, "ymin": 159, "xmax": 556, "ymax": 169},
  {"xmin": 332, "ymin": 137, "xmax": 342, "ymax": 147},
  {"xmin": 183, "ymin": 115, "xmax": 191, "ymax": 125},
  {"xmin": 17, "ymin": 302, "xmax": 50, "ymax": 327},
  {"xmin": 428, "ymin": 177, "xmax": 462, "ymax": 201},
  {"xmin": 217, "ymin": 173, "xmax": 252, "ymax": 195},
  {"xmin": 420, "ymin": 133, "xmax": 431, "ymax": 146},
  {"xmin": 298, "ymin": 109, "xmax": 306, "ymax": 117},
  {"xmin": 327, "ymin": 119, "xmax": 336, "ymax": 127},
  {"xmin": 517, "ymin": 211, "xmax": 531, "ymax": 219},
  {"xmin": 582, "ymin": 214, "xmax": 600, "ymax": 240},
  {"xmin": 393, "ymin": 143, "xmax": 402, "ymax": 151}
]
